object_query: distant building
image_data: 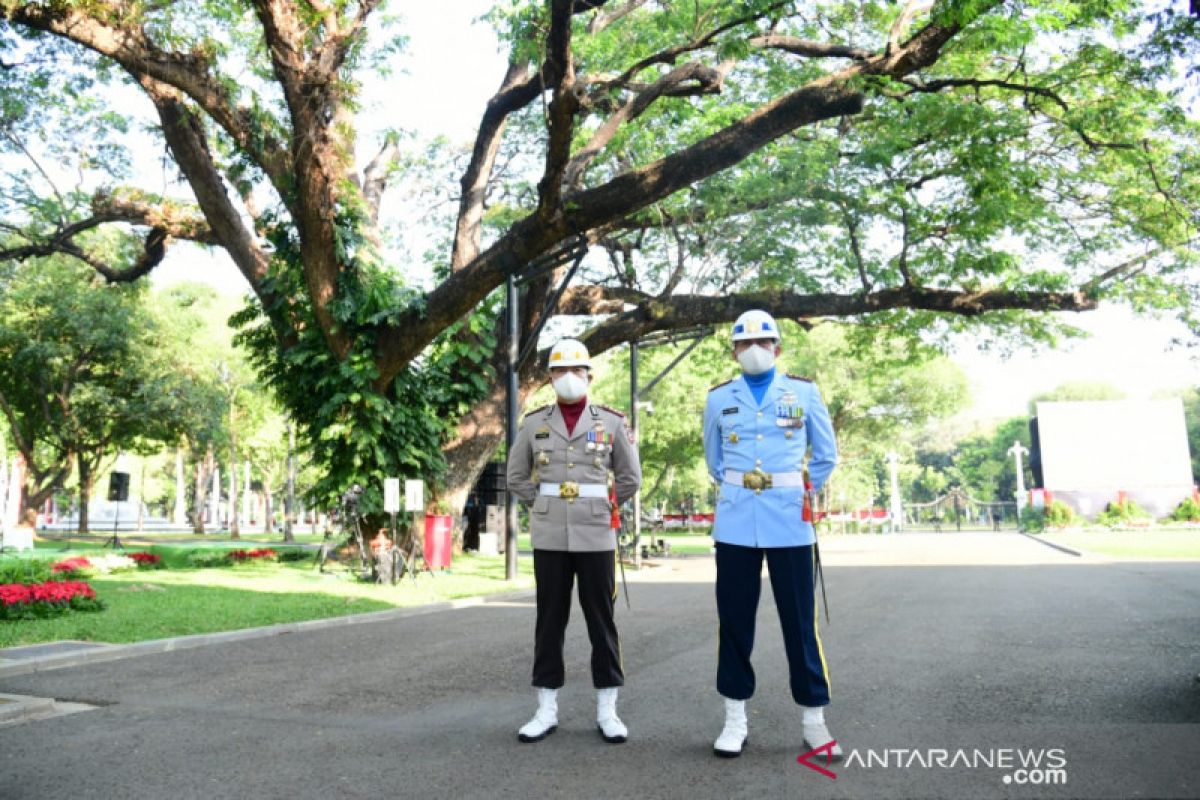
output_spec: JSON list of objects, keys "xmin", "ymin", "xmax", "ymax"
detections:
[{"xmin": 1033, "ymin": 399, "xmax": 1195, "ymax": 517}]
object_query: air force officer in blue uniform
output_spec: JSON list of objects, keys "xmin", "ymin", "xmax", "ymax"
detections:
[{"xmin": 702, "ymin": 309, "xmax": 840, "ymax": 759}]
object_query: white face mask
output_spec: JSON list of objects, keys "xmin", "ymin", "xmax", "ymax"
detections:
[
  {"xmin": 736, "ymin": 343, "xmax": 776, "ymax": 375},
  {"xmin": 552, "ymin": 372, "xmax": 588, "ymax": 403}
]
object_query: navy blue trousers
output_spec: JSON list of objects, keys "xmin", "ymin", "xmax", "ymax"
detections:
[{"xmin": 715, "ymin": 542, "xmax": 830, "ymax": 706}]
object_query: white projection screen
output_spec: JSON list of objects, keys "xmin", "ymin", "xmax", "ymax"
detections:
[{"xmin": 1035, "ymin": 400, "xmax": 1195, "ymax": 516}]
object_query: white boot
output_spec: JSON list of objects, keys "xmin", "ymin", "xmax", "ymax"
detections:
[
  {"xmin": 801, "ymin": 705, "xmax": 843, "ymax": 760},
  {"xmin": 518, "ymin": 688, "xmax": 558, "ymax": 743},
  {"xmin": 713, "ymin": 698, "xmax": 748, "ymax": 757},
  {"xmin": 596, "ymin": 687, "xmax": 628, "ymax": 743}
]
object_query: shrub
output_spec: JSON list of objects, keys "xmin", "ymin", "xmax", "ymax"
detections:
[
  {"xmin": 1170, "ymin": 496, "xmax": 1200, "ymax": 523},
  {"xmin": 1043, "ymin": 500, "xmax": 1075, "ymax": 529},
  {"xmin": 185, "ymin": 550, "xmax": 230, "ymax": 569},
  {"xmin": 1096, "ymin": 498, "xmax": 1151, "ymax": 528},
  {"xmin": 277, "ymin": 549, "xmax": 313, "ymax": 563},
  {"xmin": 0, "ymin": 558, "xmax": 56, "ymax": 585},
  {"xmin": 1020, "ymin": 506, "xmax": 1045, "ymax": 533}
]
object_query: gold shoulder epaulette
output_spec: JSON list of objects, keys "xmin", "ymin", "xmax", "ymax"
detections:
[
  {"xmin": 595, "ymin": 404, "xmax": 626, "ymax": 418},
  {"xmin": 708, "ymin": 379, "xmax": 734, "ymax": 392},
  {"xmin": 524, "ymin": 404, "xmax": 550, "ymax": 417},
  {"xmin": 787, "ymin": 374, "xmax": 814, "ymax": 383}
]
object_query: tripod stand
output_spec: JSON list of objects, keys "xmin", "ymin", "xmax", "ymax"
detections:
[{"xmin": 103, "ymin": 501, "xmax": 124, "ymax": 549}]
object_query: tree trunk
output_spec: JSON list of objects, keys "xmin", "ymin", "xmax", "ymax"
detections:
[
  {"xmin": 191, "ymin": 444, "xmax": 212, "ymax": 534},
  {"xmin": 263, "ymin": 485, "xmax": 274, "ymax": 535},
  {"xmin": 284, "ymin": 423, "xmax": 295, "ymax": 543},
  {"xmin": 439, "ymin": 373, "xmax": 545, "ymax": 526},
  {"xmin": 77, "ymin": 453, "xmax": 92, "ymax": 535},
  {"xmin": 173, "ymin": 446, "xmax": 187, "ymax": 525}
]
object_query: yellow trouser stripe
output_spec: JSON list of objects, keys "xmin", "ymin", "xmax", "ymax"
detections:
[{"xmin": 812, "ymin": 547, "xmax": 831, "ymax": 694}]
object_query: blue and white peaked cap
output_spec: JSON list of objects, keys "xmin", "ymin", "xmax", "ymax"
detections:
[
  {"xmin": 730, "ymin": 309, "xmax": 781, "ymax": 343},
  {"xmin": 548, "ymin": 338, "xmax": 591, "ymax": 369}
]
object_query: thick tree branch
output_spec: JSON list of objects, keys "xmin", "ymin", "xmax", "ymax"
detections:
[
  {"xmin": 251, "ymin": 0, "xmax": 354, "ymax": 358},
  {"xmin": 579, "ymin": 286, "xmax": 1098, "ymax": 357},
  {"xmin": 597, "ymin": 1, "xmax": 788, "ymax": 94},
  {"xmin": 90, "ymin": 191, "xmax": 219, "ymax": 244},
  {"xmin": 557, "ymin": 284, "xmax": 649, "ymax": 315},
  {"xmin": 362, "ymin": 135, "xmax": 400, "ymax": 224},
  {"xmin": 4, "ymin": 3, "xmax": 291, "ymax": 188},
  {"xmin": 452, "ymin": 61, "xmax": 545, "ymax": 270},
  {"xmin": 586, "ymin": 0, "xmax": 649, "ymax": 34},
  {"xmin": 376, "ymin": 13, "xmax": 977, "ymax": 389},
  {"xmin": 564, "ymin": 61, "xmax": 729, "ymax": 190},
  {"xmin": 748, "ymin": 34, "xmax": 873, "ymax": 61},
  {"xmin": 536, "ymin": 0, "xmax": 581, "ymax": 218}
]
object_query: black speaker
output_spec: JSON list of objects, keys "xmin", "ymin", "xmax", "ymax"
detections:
[
  {"xmin": 478, "ymin": 462, "xmax": 507, "ymax": 493},
  {"xmin": 1028, "ymin": 418, "xmax": 1044, "ymax": 489},
  {"xmin": 107, "ymin": 471, "xmax": 130, "ymax": 502}
]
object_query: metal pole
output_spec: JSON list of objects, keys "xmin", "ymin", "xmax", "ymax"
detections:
[
  {"xmin": 505, "ymin": 274, "xmax": 520, "ymax": 580},
  {"xmin": 629, "ymin": 341, "xmax": 641, "ymax": 567}
]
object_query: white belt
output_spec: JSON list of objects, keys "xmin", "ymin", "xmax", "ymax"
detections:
[
  {"xmin": 539, "ymin": 482, "xmax": 608, "ymax": 499},
  {"xmin": 724, "ymin": 469, "xmax": 806, "ymax": 489}
]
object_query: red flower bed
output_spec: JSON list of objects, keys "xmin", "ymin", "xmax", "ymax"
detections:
[
  {"xmin": 0, "ymin": 579, "xmax": 103, "ymax": 619},
  {"xmin": 227, "ymin": 548, "xmax": 278, "ymax": 563},
  {"xmin": 129, "ymin": 551, "xmax": 162, "ymax": 566},
  {"xmin": 51, "ymin": 556, "xmax": 93, "ymax": 575}
]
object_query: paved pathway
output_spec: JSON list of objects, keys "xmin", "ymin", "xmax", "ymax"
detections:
[{"xmin": 2, "ymin": 532, "xmax": 1198, "ymax": 799}]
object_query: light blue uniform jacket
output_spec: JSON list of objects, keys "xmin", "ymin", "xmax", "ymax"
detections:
[{"xmin": 703, "ymin": 372, "xmax": 838, "ymax": 547}]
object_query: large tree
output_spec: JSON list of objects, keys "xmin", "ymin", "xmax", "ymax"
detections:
[
  {"xmin": 1, "ymin": 1, "xmax": 1197, "ymax": 515},
  {"xmin": 0, "ymin": 257, "xmax": 208, "ymax": 529}
]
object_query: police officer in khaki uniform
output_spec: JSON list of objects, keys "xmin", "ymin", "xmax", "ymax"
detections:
[{"xmin": 507, "ymin": 338, "xmax": 642, "ymax": 744}]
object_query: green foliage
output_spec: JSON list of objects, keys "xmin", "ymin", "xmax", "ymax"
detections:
[
  {"xmin": 1020, "ymin": 506, "xmax": 1045, "ymax": 533},
  {"xmin": 184, "ymin": 550, "xmax": 232, "ymax": 569},
  {"xmin": 231, "ymin": 215, "xmax": 499, "ymax": 514},
  {"xmin": 1043, "ymin": 499, "xmax": 1075, "ymax": 529},
  {"xmin": 1169, "ymin": 496, "xmax": 1200, "ymax": 523},
  {"xmin": 1096, "ymin": 497, "xmax": 1151, "ymax": 528},
  {"xmin": 1029, "ymin": 381, "xmax": 1126, "ymax": 414},
  {"xmin": 590, "ymin": 321, "xmax": 970, "ymax": 510},
  {"xmin": 0, "ymin": 256, "xmax": 218, "ymax": 508},
  {"xmin": 0, "ymin": 558, "xmax": 55, "ymax": 585}
]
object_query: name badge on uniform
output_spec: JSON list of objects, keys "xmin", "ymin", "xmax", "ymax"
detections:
[
  {"xmin": 722, "ymin": 407, "xmax": 738, "ymax": 415},
  {"xmin": 535, "ymin": 426, "xmax": 550, "ymax": 439},
  {"xmin": 775, "ymin": 403, "xmax": 805, "ymax": 428}
]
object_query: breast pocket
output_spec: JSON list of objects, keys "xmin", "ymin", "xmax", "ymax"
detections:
[{"xmin": 720, "ymin": 418, "xmax": 745, "ymax": 449}]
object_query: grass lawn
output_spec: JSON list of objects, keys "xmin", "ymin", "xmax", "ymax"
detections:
[
  {"xmin": 1040, "ymin": 528, "xmax": 1200, "ymax": 559},
  {"xmin": 1, "ymin": 545, "xmax": 534, "ymax": 649}
]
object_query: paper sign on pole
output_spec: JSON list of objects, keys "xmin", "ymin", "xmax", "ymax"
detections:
[
  {"xmin": 404, "ymin": 479, "xmax": 424, "ymax": 512},
  {"xmin": 384, "ymin": 478, "xmax": 401, "ymax": 513}
]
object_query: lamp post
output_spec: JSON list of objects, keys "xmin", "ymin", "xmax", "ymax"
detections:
[{"xmin": 1008, "ymin": 441, "xmax": 1029, "ymax": 521}]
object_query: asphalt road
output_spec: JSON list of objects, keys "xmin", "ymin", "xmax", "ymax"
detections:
[{"xmin": 2, "ymin": 533, "xmax": 1198, "ymax": 799}]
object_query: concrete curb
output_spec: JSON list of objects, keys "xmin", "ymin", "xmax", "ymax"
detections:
[
  {"xmin": 0, "ymin": 587, "xmax": 537, "ymax": 679},
  {"xmin": 1017, "ymin": 531, "xmax": 1085, "ymax": 557}
]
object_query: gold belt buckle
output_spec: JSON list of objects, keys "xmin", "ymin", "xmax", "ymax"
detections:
[
  {"xmin": 742, "ymin": 468, "xmax": 773, "ymax": 494},
  {"xmin": 559, "ymin": 481, "xmax": 580, "ymax": 502}
]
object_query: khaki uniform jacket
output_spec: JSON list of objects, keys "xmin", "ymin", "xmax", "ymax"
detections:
[{"xmin": 507, "ymin": 401, "xmax": 642, "ymax": 552}]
